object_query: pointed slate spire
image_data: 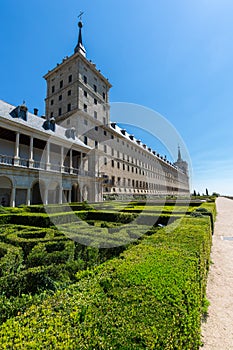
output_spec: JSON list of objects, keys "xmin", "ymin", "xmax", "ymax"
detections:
[
  {"xmin": 177, "ymin": 145, "xmax": 182, "ymax": 162},
  {"xmin": 74, "ymin": 20, "xmax": 86, "ymax": 56}
]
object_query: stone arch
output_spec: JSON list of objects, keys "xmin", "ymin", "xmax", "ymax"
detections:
[
  {"xmin": 0, "ymin": 176, "xmax": 12, "ymax": 206},
  {"xmin": 71, "ymin": 183, "xmax": 81, "ymax": 203},
  {"xmin": 31, "ymin": 180, "xmax": 45, "ymax": 205}
]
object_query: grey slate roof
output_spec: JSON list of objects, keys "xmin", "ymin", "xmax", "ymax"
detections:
[{"xmin": 0, "ymin": 99, "xmax": 91, "ymax": 150}]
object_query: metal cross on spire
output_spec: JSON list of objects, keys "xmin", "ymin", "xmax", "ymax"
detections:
[{"xmin": 78, "ymin": 11, "xmax": 84, "ymax": 21}]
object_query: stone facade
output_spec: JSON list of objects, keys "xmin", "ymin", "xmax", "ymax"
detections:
[
  {"xmin": 44, "ymin": 21, "xmax": 190, "ymax": 198},
  {"xmin": 0, "ymin": 21, "xmax": 189, "ymax": 207},
  {"xmin": 0, "ymin": 101, "xmax": 101, "ymax": 206}
]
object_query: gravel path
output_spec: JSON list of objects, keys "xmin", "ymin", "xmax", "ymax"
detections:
[{"xmin": 201, "ymin": 197, "xmax": 233, "ymax": 349}]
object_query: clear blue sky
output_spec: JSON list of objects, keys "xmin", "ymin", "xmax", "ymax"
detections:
[{"xmin": 1, "ymin": 0, "xmax": 233, "ymax": 195}]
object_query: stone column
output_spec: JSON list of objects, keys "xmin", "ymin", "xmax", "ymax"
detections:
[
  {"xmin": 29, "ymin": 136, "xmax": 34, "ymax": 168},
  {"xmin": 69, "ymin": 149, "xmax": 73, "ymax": 174},
  {"xmin": 26, "ymin": 188, "xmax": 31, "ymax": 206},
  {"xmin": 10, "ymin": 187, "xmax": 16, "ymax": 207},
  {"xmin": 59, "ymin": 186, "xmax": 63, "ymax": 204},
  {"xmin": 60, "ymin": 146, "xmax": 64, "ymax": 172},
  {"xmin": 14, "ymin": 132, "xmax": 20, "ymax": 165},
  {"xmin": 44, "ymin": 187, "xmax": 48, "ymax": 205},
  {"xmin": 68, "ymin": 189, "xmax": 72, "ymax": 203},
  {"xmin": 80, "ymin": 153, "xmax": 83, "ymax": 175},
  {"xmin": 46, "ymin": 141, "xmax": 51, "ymax": 171}
]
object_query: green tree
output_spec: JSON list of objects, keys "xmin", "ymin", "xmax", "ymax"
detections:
[{"xmin": 206, "ymin": 188, "xmax": 209, "ymax": 196}]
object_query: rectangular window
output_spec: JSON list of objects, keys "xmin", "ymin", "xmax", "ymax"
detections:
[
  {"xmin": 104, "ymin": 130, "xmax": 107, "ymax": 136},
  {"xmin": 84, "ymin": 75, "xmax": 87, "ymax": 84},
  {"xmin": 94, "ymin": 111, "xmax": 97, "ymax": 119},
  {"xmin": 123, "ymin": 164, "xmax": 125, "ymax": 170},
  {"xmin": 104, "ymin": 157, "xmax": 107, "ymax": 165},
  {"xmin": 111, "ymin": 134, "xmax": 114, "ymax": 139},
  {"xmin": 50, "ymin": 99, "xmax": 54, "ymax": 105},
  {"xmin": 93, "ymin": 84, "xmax": 97, "ymax": 92},
  {"xmin": 84, "ymin": 104, "xmax": 87, "ymax": 112},
  {"xmin": 68, "ymin": 74, "xmax": 72, "ymax": 83},
  {"xmin": 103, "ymin": 92, "xmax": 106, "ymax": 100},
  {"xmin": 111, "ymin": 148, "xmax": 114, "ymax": 156},
  {"xmin": 60, "ymin": 80, "xmax": 63, "ymax": 89},
  {"xmin": 117, "ymin": 151, "xmax": 120, "ymax": 158},
  {"xmin": 68, "ymin": 90, "xmax": 71, "ymax": 96},
  {"xmin": 59, "ymin": 95, "xmax": 62, "ymax": 101},
  {"xmin": 84, "ymin": 136, "xmax": 88, "ymax": 145},
  {"xmin": 95, "ymin": 126, "xmax": 98, "ymax": 131},
  {"xmin": 50, "ymin": 112, "xmax": 53, "ymax": 117},
  {"xmin": 111, "ymin": 160, "xmax": 114, "ymax": 167},
  {"xmin": 103, "ymin": 117, "xmax": 106, "ymax": 125},
  {"xmin": 94, "ymin": 98, "xmax": 97, "ymax": 105},
  {"xmin": 84, "ymin": 90, "xmax": 87, "ymax": 97},
  {"xmin": 117, "ymin": 162, "xmax": 120, "ymax": 169},
  {"xmin": 104, "ymin": 145, "xmax": 107, "ymax": 153},
  {"xmin": 52, "ymin": 86, "xmax": 55, "ymax": 93},
  {"xmin": 95, "ymin": 141, "xmax": 98, "ymax": 148},
  {"xmin": 67, "ymin": 103, "xmax": 71, "ymax": 112},
  {"xmin": 58, "ymin": 108, "xmax": 62, "ymax": 116}
]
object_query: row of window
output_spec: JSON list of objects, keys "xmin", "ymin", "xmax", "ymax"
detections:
[
  {"xmin": 83, "ymin": 75, "xmax": 106, "ymax": 100},
  {"xmin": 83, "ymin": 90, "xmax": 98, "ymax": 105},
  {"xmin": 51, "ymin": 75, "xmax": 72, "ymax": 93},
  {"xmin": 50, "ymin": 104, "xmax": 72, "ymax": 117},
  {"xmin": 50, "ymin": 90, "xmax": 72, "ymax": 106},
  {"xmin": 102, "ymin": 157, "xmax": 175, "ymax": 181},
  {"xmin": 83, "ymin": 110, "xmax": 106, "ymax": 124},
  {"xmin": 106, "ymin": 177, "xmax": 168, "ymax": 190}
]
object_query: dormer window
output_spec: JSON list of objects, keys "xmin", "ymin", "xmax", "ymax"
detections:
[
  {"xmin": 65, "ymin": 127, "xmax": 76, "ymax": 139},
  {"xmin": 10, "ymin": 104, "xmax": 28, "ymax": 121},
  {"xmin": 43, "ymin": 118, "xmax": 56, "ymax": 132}
]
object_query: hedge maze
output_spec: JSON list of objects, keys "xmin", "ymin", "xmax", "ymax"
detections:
[{"xmin": 0, "ymin": 199, "xmax": 215, "ymax": 349}]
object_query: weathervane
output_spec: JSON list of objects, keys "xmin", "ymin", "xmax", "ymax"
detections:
[{"xmin": 78, "ymin": 11, "xmax": 84, "ymax": 21}]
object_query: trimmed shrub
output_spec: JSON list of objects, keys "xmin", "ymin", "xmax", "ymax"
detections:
[
  {"xmin": 26, "ymin": 240, "xmax": 75, "ymax": 268},
  {"xmin": 0, "ymin": 242, "xmax": 23, "ymax": 277},
  {"xmin": 0, "ymin": 216, "xmax": 212, "ymax": 349},
  {"xmin": 4, "ymin": 226, "xmax": 67, "ymax": 257},
  {"xmin": 0, "ymin": 264, "xmax": 70, "ymax": 297}
]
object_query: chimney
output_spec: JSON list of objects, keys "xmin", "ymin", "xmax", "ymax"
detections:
[{"xmin": 34, "ymin": 108, "xmax": 38, "ymax": 116}]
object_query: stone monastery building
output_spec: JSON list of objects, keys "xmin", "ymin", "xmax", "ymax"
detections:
[{"xmin": 0, "ymin": 21, "xmax": 189, "ymax": 206}]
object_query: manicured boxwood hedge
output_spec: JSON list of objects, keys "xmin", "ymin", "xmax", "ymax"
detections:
[
  {"xmin": 26, "ymin": 240, "xmax": 75, "ymax": 268},
  {"xmin": 3, "ymin": 225, "xmax": 67, "ymax": 257},
  {"xmin": 0, "ymin": 242, "xmax": 23, "ymax": 277},
  {"xmin": 0, "ymin": 215, "xmax": 212, "ymax": 349},
  {"xmin": 0, "ymin": 264, "xmax": 70, "ymax": 297}
]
